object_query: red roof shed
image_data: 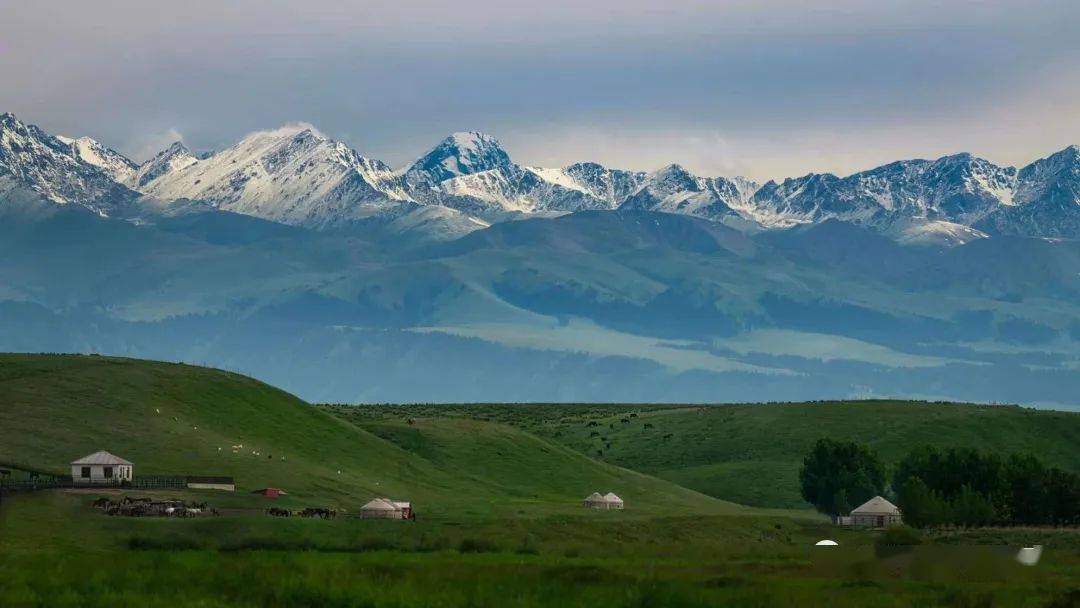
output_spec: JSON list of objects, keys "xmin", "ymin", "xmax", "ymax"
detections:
[{"xmin": 252, "ymin": 487, "xmax": 287, "ymax": 498}]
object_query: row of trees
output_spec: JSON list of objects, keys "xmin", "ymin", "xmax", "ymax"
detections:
[
  {"xmin": 799, "ymin": 439, "xmax": 1080, "ymax": 528},
  {"xmin": 895, "ymin": 448, "xmax": 1080, "ymax": 527}
]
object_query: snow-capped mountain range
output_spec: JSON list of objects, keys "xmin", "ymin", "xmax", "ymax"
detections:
[{"xmin": 2, "ymin": 111, "xmax": 1078, "ymax": 245}]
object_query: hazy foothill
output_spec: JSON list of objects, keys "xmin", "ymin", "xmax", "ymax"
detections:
[{"xmin": 1, "ymin": 112, "xmax": 1079, "ymax": 407}]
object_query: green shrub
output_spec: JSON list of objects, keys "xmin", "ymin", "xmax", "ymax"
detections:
[
  {"xmin": 126, "ymin": 536, "xmax": 206, "ymax": 551},
  {"xmin": 877, "ymin": 525, "xmax": 922, "ymax": 546},
  {"xmin": 458, "ymin": 538, "xmax": 498, "ymax": 553},
  {"xmin": 515, "ymin": 535, "xmax": 539, "ymax": 555},
  {"xmin": 358, "ymin": 537, "xmax": 397, "ymax": 552}
]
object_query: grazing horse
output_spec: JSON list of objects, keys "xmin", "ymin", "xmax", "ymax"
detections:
[{"xmin": 299, "ymin": 507, "xmax": 338, "ymax": 519}]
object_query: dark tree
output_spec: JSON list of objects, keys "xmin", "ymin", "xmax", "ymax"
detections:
[
  {"xmin": 895, "ymin": 476, "xmax": 945, "ymax": 528},
  {"xmin": 799, "ymin": 438, "xmax": 886, "ymax": 517},
  {"xmin": 948, "ymin": 485, "xmax": 997, "ymax": 526},
  {"xmin": 1006, "ymin": 454, "xmax": 1053, "ymax": 525},
  {"xmin": 1047, "ymin": 468, "xmax": 1080, "ymax": 525},
  {"xmin": 894, "ymin": 446, "xmax": 1080, "ymax": 527}
]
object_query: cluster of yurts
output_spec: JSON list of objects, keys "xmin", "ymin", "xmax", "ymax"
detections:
[{"xmin": 583, "ymin": 492, "xmax": 624, "ymax": 510}]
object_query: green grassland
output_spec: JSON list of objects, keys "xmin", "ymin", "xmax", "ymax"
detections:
[
  {"xmin": 4, "ymin": 490, "xmax": 1080, "ymax": 608},
  {"xmin": 2, "ymin": 354, "xmax": 1080, "ymax": 607},
  {"xmin": 335, "ymin": 402, "xmax": 1080, "ymax": 508},
  {"xmin": 0, "ymin": 354, "xmax": 734, "ymax": 518}
]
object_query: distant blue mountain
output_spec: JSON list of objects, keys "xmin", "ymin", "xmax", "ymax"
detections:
[{"xmin": 1, "ymin": 112, "xmax": 1079, "ymax": 407}]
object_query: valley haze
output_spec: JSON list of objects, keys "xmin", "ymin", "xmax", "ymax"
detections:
[{"xmin": 1, "ymin": 112, "xmax": 1078, "ymax": 408}]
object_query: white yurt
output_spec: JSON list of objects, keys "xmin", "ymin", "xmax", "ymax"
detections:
[
  {"xmin": 583, "ymin": 492, "xmax": 607, "ymax": 509},
  {"xmin": 360, "ymin": 497, "xmax": 402, "ymax": 519},
  {"xmin": 603, "ymin": 492, "xmax": 625, "ymax": 510},
  {"xmin": 849, "ymin": 496, "xmax": 902, "ymax": 528}
]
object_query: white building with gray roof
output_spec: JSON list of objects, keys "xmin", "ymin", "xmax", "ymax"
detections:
[{"xmin": 71, "ymin": 451, "xmax": 133, "ymax": 485}]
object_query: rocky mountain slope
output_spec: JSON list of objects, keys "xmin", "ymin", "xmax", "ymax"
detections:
[
  {"xmin": 137, "ymin": 124, "xmax": 413, "ymax": 229},
  {"xmin": 2, "ymin": 112, "xmax": 1078, "ymax": 244},
  {"xmin": 0, "ymin": 113, "xmax": 140, "ymax": 216}
]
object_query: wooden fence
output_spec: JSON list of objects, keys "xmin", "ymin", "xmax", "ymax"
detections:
[{"xmin": 0, "ymin": 476, "xmax": 187, "ymax": 491}]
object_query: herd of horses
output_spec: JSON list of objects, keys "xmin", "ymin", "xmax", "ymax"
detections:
[
  {"xmin": 92, "ymin": 496, "xmax": 217, "ymax": 518},
  {"xmin": 89, "ymin": 495, "xmax": 337, "ymax": 519},
  {"xmin": 265, "ymin": 506, "xmax": 338, "ymax": 519}
]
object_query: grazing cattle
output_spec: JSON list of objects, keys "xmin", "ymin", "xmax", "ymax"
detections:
[{"xmin": 266, "ymin": 507, "xmax": 292, "ymax": 517}]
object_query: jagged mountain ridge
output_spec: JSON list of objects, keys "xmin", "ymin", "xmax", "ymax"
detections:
[
  {"xmin": 0, "ymin": 113, "xmax": 141, "ymax": 215},
  {"xmin": 1, "ymin": 112, "xmax": 1077, "ymax": 243},
  {"xmin": 619, "ymin": 164, "xmax": 759, "ymax": 227},
  {"xmin": 129, "ymin": 141, "xmax": 198, "ymax": 188},
  {"xmin": 979, "ymin": 146, "xmax": 1080, "ymax": 239},
  {"xmin": 137, "ymin": 123, "xmax": 417, "ymax": 229}
]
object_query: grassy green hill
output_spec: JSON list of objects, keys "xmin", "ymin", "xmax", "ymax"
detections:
[
  {"xmin": 336, "ymin": 402, "xmax": 1080, "ymax": 509},
  {"xmin": 4, "ymin": 355, "xmax": 1080, "ymax": 607},
  {"xmin": 0, "ymin": 354, "xmax": 738, "ymax": 518}
]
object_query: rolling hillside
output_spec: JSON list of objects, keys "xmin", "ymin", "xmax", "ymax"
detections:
[
  {"xmin": 338, "ymin": 402, "xmax": 1080, "ymax": 509},
  {"xmin": 0, "ymin": 354, "xmax": 739, "ymax": 517}
]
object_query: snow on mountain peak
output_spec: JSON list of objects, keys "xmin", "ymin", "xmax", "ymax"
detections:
[
  {"xmin": 649, "ymin": 164, "xmax": 700, "ymax": 190},
  {"xmin": 3, "ymin": 110, "xmax": 1079, "ymax": 242},
  {"xmin": 449, "ymin": 130, "xmax": 491, "ymax": 151},
  {"xmin": 405, "ymin": 131, "xmax": 512, "ymax": 187},
  {"xmin": 618, "ymin": 164, "xmax": 758, "ymax": 227},
  {"xmin": 137, "ymin": 121, "xmax": 412, "ymax": 228},
  {"xmin": 64, "ymin": 136, "xmax": 139, "ymax": 183},
  {"xmin": 132, "ymin": 140, "xmax": 198, "ymax": 188},
  {"xmin": 0, "ymin": 112, "xmax": 138, "ymax": 211}
]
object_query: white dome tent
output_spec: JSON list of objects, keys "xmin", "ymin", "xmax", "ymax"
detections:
[
  {"xmin": 583, "ymin": 491, "xmax": 624, "ymax": 510},
  {"xmin": 603, "ymin": 493, "xmax": 624, "ymax": 510}
]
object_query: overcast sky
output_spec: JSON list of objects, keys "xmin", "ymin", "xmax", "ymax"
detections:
[{"xmin": 2, "ymin": 0, "xmax": 1078, "ymax": 181}]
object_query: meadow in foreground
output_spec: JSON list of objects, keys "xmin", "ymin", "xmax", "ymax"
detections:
[
  {"xmin": 3, "ymin": 491, "xmax": 1079, "ymax": 608},
  {"xmin": 1, "ymin": 356, "xmax": 1078, "ymax": 607}
]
